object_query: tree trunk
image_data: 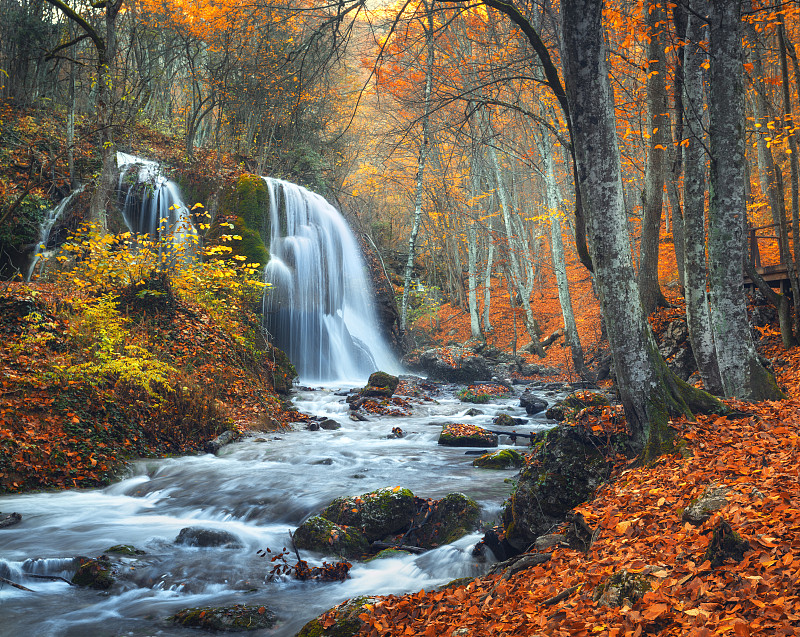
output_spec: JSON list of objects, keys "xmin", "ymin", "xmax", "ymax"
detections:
[
  {"xmin": 638, "ymin": 0, "xmax": 670, "ymax": 315},
  {"xmin": 483, "ymin": 215, "xmax": 495, "ymax": 333},
  {"xmin": 682, "ymin": 3, "xmax": 725, "ymax": 394},
  {"xmin": 400, "ymin": 0, "xmax": 435, "ymax": 330},
  {"xmin": 561, "ymin": 0, "xmax": 724, "ymax": 460},
  {"xmin": 707, "ymin": 0, "xmax": 784, "ymax": 400}
]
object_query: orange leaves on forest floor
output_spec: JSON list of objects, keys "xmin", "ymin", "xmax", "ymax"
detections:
[{"xmin": 355, "ymin": 394, "xmax": 800, "ymax": 636}]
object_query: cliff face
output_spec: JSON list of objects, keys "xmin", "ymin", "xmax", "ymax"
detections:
[{"xmin": 358, "ymin": 234, "xmax": 405, "ymax": 356}]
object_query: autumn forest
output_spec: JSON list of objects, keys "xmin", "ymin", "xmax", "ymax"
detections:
[{"xmin": 2, "ymin": 0, "xmax": 800, "ymax": 635}]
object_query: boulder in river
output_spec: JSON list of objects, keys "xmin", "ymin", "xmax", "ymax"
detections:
[
  {"xmin": 175, "ymin": 527, "xmax": 243, "ymax": 549},
  {"xmin": 438, "ymin": 424, "xmax": 498, "ymax": 448},
  {"xmin": 411, "ymin": 493, "xmax": 480, "ymax": 549},
  {"xmin": 361, "ymin": 371, "xmax": 400, "ymax": 398},
  {"xmin": 171, "ymin": 604, "xmax": 277, "ymax": 632},
  {"xmin": 321, "ymin": 486, "xmax": 416, "ymax": 542},
  {"xmin": 520, "ymin": 389, "xmax": 548, "ymax": 415},
  {"xmin": 71, "ymin": 555, "xmax": 114, "ymax": 589},
  {"xmin": 319, "ymin": 418, "xmax": 341, "ymax": 430},
  {"xmin": 416, "ymin": 346, "xmax": 492, "ymax": 383},
  {"xmin": 295, "ymin": 596, "xmax": 379, "ymax": 637},
  {"xmin": 293, "ymin": 516, "xmax": 369, "ymax": 559},
  {"xmin": 472, "ymin": 449, "xmax": 525, "ymax": 470}
]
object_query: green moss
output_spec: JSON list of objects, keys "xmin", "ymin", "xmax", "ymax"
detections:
[
  {"xmin": 293, "ymin": 516, "xmax": 368, "ymax": 559},
  {"xmin": 457, "ymin": 389, "xmax": 490, "ymax": 404},
  {"xmin": 322, "ymin": 487, "xmax": 416, "ymax": 542},
  {"xmin": 171, "ymin": 604, "xmax": 277, "ymax": 631},
  {"xmin": 473, "ymin": 449, "xmax": 524, "ymax": 469},
  {"xmin": 295, "ymin": 596, "xmax": 378, "ymax": 637},
  {"xmin": 232, "ymin": 216, "xmax": 269, "ymax": 266},
  {"xmin": 593, "ymin": 569, "xmax": 652, "ymax": 606},
  {"xmin": 71, "ymin": 556, "xmax": 114, "ymax": 589},
  {"xmin": 106, "ymin": 544, "xmax": 144, "ymax": 556},
  {"xmin": 366, "ymin": 548, "xmax": 410, "ymax": 561}
]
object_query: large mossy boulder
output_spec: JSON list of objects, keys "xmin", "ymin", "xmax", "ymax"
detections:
[
  {"xmin": 295, "ymin": 596, "xmax": 379, "ymax": 637},
  {"xmin": 293, "ymin": 516, "xmax": 369, "ymax": 559},
  {"xmin": 502, "ymin": 423, "xmax": 620, "ymax": 551},
  {"xmin": 412, "ymin": 493, "xmax": 480, "ymax": 549},
  {"xmin": 171, "ymin": 604, "xmax": 277, "ymax": 632},
  {"xmin": 438, "ymin": 424, "xmax": 498, "ymax": 448},
  {"xmin": 361, "ymin": 371, "xmax": 400, "ymax": 398},
  {"xmin": 321, "ymin": 487, "xmax": 416, "ymax": 542},
  {"xmin": 473, "ymin": 449, "xmax": 525, "ymax": 470}
]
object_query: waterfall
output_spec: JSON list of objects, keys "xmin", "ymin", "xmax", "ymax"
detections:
[
  {"xmin": 262, "ymin": 178, "xmax": 399, "ymax": 383},
  {"xmin": 25, "ymin": 186, "xmax": 85, "ymax": 281},
  {"xmin": 116, "ymin": 152, "xmax": 196, "ymax": 249}
]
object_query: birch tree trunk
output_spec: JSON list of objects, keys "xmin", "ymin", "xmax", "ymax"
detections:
[
  {"xmin": 682, "ymin": 5, "xmax": 725, "ymax": 394},
  {"xmin": 707, "ymin": 0, "xmax": 783, "ymax": 399},
  {"xmin": 400, "ymin": 0, "xmax": 434, "ymax": 330},
  {"xmin": 561, "ymin": 0, "xmax": 723, "ymax": 459},
  {"xmin": 483, "ymin": 215, "xmax": 495, "ymax": 333}
]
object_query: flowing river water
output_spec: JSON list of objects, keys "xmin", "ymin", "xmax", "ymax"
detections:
[{"xmin": 0, "ymin": 382, "xmax": 561, "ymax": 636}]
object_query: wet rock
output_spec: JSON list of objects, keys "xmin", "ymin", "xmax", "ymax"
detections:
[
  {"xmin": 417, "ymin": 347, "xmax": 492, "ymax": 383},
  {"xmin": 204, "ymin": 429, "xmax": 241, "ymax": 455},
  {"xmin": 293, "ymin": 516, "xmax": 369, "ymax": 559},
  {"xmin": 472, "ymin": 449, "xmax": 525, "ymax": 470},
  {"xmin": 545, "ymin": 391, "xmax": 610, "ymax": 422},
  {"xmin": 681, "ymin": 486, "xmax": 731, "ymax": 525},
  {"xmin": 175, "ymin": 527, "xmax": 243, "ymax": 549},
  {"xmin": 71, "ymin": 555, "xmax": 114, "ymax": 589},
  {"xmin": 362, "ymin": 371, "xmax": 400, "ymax": 398},
  {"xmin": 312, "ymin": 458, "xmax": 334, "ymax": 465},
  {"xmin": 319, "ymin": 419, "xmax": 341, "ymax": 430},
  {"xmin": 349, "ymin": 412, "xmax": 369, "ymax": 422},
  {"xmin": 106, "ymin": 544, "xmax": 145, "ymax": 556},
  {"xmin": 321, "ymin": 487, "xmax": 416, "ymax": 542},
  {"xmin": 0, "ymin": 512, "xmax": 22, "ymax": 528},
  {"xmin": 438, "ymin": 424, "xmax": 498, "ymax": 448},
  {"xmin": 464, "ymin": 407, "xmax": 484, "ymax": 416},
  {"xmin": 171, "ymin": 604, "xmax": 277, "ymax": 632},
  {"xmin": 593, "ymin": 569, "xmax": 651, "ymax": 607},
  {"xmin": 502, "ymin": 423, "xmax": 620, "ymax": 551},
  {"xmin": 411, "ymin": 493, "xmax": 480, "ymax": 549},
  {"xmin": 306, "ymin": 422, "xmax": 320, "ymax": 431},
  {"xmin": 520, "ymin": 390, "xmax": 548, "ymax": 415},
  {"xmin": 492, "ymin": 412, "xmax": 526, "ymax": 427},
  {"xmin": 295, "ymin": 596, "xmax": 379, "ymax": 637},
  {"xmin": 366, "ymin": 548, "xmax": 411, "ymax": 561}
]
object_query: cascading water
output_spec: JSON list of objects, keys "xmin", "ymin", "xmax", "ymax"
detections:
[
  {"xmin": 25, "ymin": 186, "xmax": 84, "ymax": 281},
  {"xmin": 262, "ymin": 178, "xmax": 399, "ymax": 383},
  {"xmin": 116, "ymin": 152, "xmax": 197, "ymax": 249}
]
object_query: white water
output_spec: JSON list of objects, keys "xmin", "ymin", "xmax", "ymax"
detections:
[
  {"xmin": 0, "ymin": 384, "xmax": 560, "ymax": 636},
  {"xmin": 25, "ymin": 186, "xmax": 85, "ymax": 281},
  {"xmin": 262, "ymin": 179, "xmax": 399, "ymax": 383},
  {"xmin": 116, "ymin": 152, "xmax": 197, "ymax": 249}
]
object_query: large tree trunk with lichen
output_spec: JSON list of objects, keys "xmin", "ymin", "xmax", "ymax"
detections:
[
  {"xmin": 707, "ymin": 0, "xmax": 784, "ymax": 400},
  {"xmin": 682, "ymin": 4, "xmax": 725, "ymax": 394},
  {"xmin": 561, "ymin": 0, "xmax": 724, "ymax": 459}
]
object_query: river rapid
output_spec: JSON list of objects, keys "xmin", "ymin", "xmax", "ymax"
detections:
[{"xmin": 0, "ymin": 381, "xmax": 561, "ymax": 636}]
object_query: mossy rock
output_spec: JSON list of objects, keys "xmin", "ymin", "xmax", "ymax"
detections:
[
  {"xmin": 412, "ymin": 492, "xmax": 481, "ymax": 549},
  {"xmin": 171, "ymin": 604, "xmax": 277, "ymax": 632},
  {"xmin": 294, "ymin": 596, "xmax": 379, "ymax": 637},
  {"xmin": 293, "ymin": 516, "xmax": 369, "ymax": 559},
  {"xmin": 438, "ymin": 424, "xmax": 498, "ymax": 448},
  {"xmin": 106, "ymin": 544, "xmax": 145, "ymax": 556},
  {"xmin": 493, "ymin": 413, "xmax": 516, "ymax": 427},
  {"xmin": 366, "ymin": 548, "xmax": 411, "ymax": 561},
  {"xmin": 593, "ymin": 569, "xmax": 652, "ymax": 607},
  {"xmin": 229, "ymin": 174, "xmax": 269, "ymax": 236},
  {"xmin": 473, "ymin": 449, "xmax": 525, "ymax": 470},
  {"xmin": 321, "ymin": 487, "xmax": 416, "ymax": 542},
  {"xmin": 546, "ymin": 391, "xmax": 609, "ymax": 422},
  {"xmin": 71, "ymin": 556, "xmax": 114, "ymax": 589},
  {"xmin": 267, "ymin": 344, "xmax": 297, "ymax": 394},
  {"xmin": 367, "ymin": 371, "xmax": 399, "ymax": 392},
  {"xmin": 231, "ymin": 216, "xmax": 269, "ymax": 267}
]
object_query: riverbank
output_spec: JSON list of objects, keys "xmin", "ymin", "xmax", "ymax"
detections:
[
  {"xmin": 0, "ymin": 278, "xmax": 293, "ymax": 494},
  {"xmin": 348, "ymin": 336, "xmax": 800, "ymax": 636}
]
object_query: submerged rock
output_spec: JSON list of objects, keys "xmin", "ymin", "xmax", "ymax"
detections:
[
  {"xmin": 472, "ymin": 449, "xmax": 525, "ymax": 470},
  {"xmin": 438, "ymin": 424, "xmax": 498, "ymax": 448},
  {"xmin": 293, "ymin": 516, "xmax": 369, "ymax": 559},
  {"xmin": 321, "ymin": 487, "xmax": 416, "ymax": 542},
  {"xmin": 295, "ymin": 596, "xmax": 379, "ymax": 637},
  {"xmin": 171, "ymin": 604, "xmax": 277, "ymax": 632},
  {"xmin": 106, "ymin": 544, "xmax": 145, "ymax": 556},
  {"xmin": 175, "ymin": 527, "xmax": 243, "ymax": 549}
]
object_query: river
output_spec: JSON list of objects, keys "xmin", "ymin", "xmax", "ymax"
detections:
[{"xmin": 0, "ymin": 381, "xmax": 559, "ymax": 636}]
